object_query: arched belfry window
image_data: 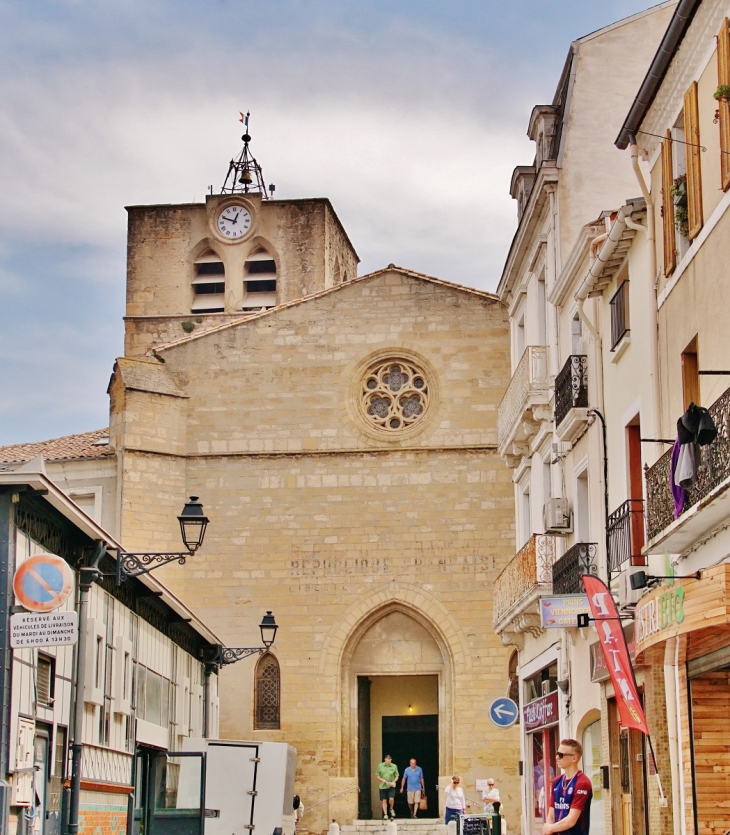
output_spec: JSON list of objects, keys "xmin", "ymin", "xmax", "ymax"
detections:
[
  {"xmin": 243, "ymin": 248, "xmax": 277, "ymax": 312},
  {"xmin": 192, "ymin": 250, "xmax": 225, "ymax": 313},
  {"xmin": 254, "ymin": 652, "xmax": 280, "ymax": 729}
]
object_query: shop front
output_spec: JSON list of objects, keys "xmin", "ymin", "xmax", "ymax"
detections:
[
  {"xmin": 589, "ymin": 624, "xmax": 646, "ymax": 835},
  {"xmin": 522, "ymin": 668, "xmax": 559, "ymax": 835},
  {"xmin": 634, "ymin": 564, "xmax": 730, "ymax": 835}
]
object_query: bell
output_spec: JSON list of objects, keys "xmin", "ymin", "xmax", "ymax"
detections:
[{"xmin": 239, "ymin": 167, "xmax": 253, "ymax": 185}]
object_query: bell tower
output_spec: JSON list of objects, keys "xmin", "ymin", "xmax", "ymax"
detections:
[{"xmin": 123, "ymin": 114, "xmax": 359, "ymax": 357}]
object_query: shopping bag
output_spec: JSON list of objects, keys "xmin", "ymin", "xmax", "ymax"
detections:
[{"xmin": 419, "ymin": 798, "xmax": 428, "ymax": 811}]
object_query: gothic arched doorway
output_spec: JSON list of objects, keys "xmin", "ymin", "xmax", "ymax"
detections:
[{"xmin": 340, "ymin": 605, "xmax": 453, "ymax": 819}]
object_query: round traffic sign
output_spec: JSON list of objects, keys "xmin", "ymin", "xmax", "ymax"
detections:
[
  {"xmin": 13, "ymin": 555, "xmax": 74, "ymax": 613},
  {"xmin": 489, "ymin": 697, "xmax": 519, "ymax": 728}
]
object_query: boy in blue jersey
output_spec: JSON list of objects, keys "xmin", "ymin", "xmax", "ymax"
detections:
[{"xmin": 543, "ymin": 739, "xmax": 592, "ymax": 835}]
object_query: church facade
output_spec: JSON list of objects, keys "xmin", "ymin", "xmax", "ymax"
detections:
[{"xmin": 1, "ymin": 150, "xmax": 519, "ymax": 830}]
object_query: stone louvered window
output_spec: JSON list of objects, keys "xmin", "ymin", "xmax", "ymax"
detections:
[
  {"xmin": 360, "ymin": 359, "xmax": 429, "ymax": 432},
  {"xmin": 254, "ymin": 653, "xmax": 280, "ymax": 730}
]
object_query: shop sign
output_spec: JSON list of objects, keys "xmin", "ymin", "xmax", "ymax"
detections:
[
  {"xmin": 635, "ymin": 585, "xmax": 685, "ymax": 646},
  {"xmin": 583, "ymin": 575, "xmax": 650, "ymax": 735},
  {"xmin": 523, "ymin": 690, "xmax": 559, "ymax": 731},
  {"xmin": 590, "ymin": 623, "xmax": 635, "ymax": 683},
  {"xmin": 539, "ymin": 595, "xmax": 590, "ymax": 628}
]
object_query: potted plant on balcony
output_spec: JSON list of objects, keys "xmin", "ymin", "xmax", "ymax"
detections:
[
  {"xmin": 714, "ymin": 84, "xmax": 730, "ymax": 103},
  {"xmin": 670, "ymin": 174, "xmax": 689, "ymax": 237}
]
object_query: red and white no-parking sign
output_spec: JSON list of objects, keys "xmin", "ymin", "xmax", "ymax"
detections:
[{"xmin": 13, "ymin": 554, "xmax": 75, "ymax": 613}]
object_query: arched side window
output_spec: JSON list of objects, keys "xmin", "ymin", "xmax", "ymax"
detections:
[
  {"xmin": 254, "ymin": 652, "xmax": 280, "ymax": 730},
  {"xmin": 243, "ymin": 249, "xmax": 277, "ymax": 312},
  {"xmin": 192, "ymin": 250, "xmax": 225, "ymax": 313}
]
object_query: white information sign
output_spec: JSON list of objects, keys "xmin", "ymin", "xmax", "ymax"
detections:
[{"xmin": 10, "ymin": 611, "xmax": 78, "ymax": 648}]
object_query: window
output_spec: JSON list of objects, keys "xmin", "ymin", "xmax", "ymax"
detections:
[
  {"xmin": 508, "ymin": 651, "xmax": 519, "ymax": 704},
  {"xmin": 135, "ymin": 666, "xmax": 170, "ymax": 728},
  {"xmin": 683, "ymin": 81, "xmax": 703, "ymax": 239},
  {"xmin": 192, "ymin": 250, "xmax": 225, "ymax": 313},
  {"xmin": 37, "ymin": 655, "xmax": 55, "ymax": 706},
  {"xmin": 521, "ymin": 487, "xmax": 532, "ymax": 547},
  {"xmin": 244, "ymin": 249, "xmax": 277, "ymax": 309},
  {"xmin": 254, "ymin": 653, "xmax": 280, "ymax": 730},
  {"xmin": 582, "ymin": 721, "xmax": 605, "ymax": 835},
  {"xmin": 524, "ymin": 662, "xmax": 557, "ymax": 702},
  {"xmin": 515, "ymin": 315, "xmax": 526, "ymax": 362},
  {"xmin": 718, "ymin": 18, "xmax": 730, "ymax": 191},
  {"xmin": 571, "ymin": 314, "xmax": 583, "ymax": 356},
  {"xmin": 575, "ymin": 468, "xmax": 589, "ymax": 542},
  {"xmin": 609, "ymin": 279, "xmax": 629, "ymax": 350},
  {"xmin": 358, "ymin": 358, "xmax": 429, "ymax": 434},
  {"xmin": 682, "ymin": 335, "xmax": 700, "ymax": 409}
]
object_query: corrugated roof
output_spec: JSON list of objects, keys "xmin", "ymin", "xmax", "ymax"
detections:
[{"xmin": 0, "ymin": 428, "xmax": 113, "ymax": 465}]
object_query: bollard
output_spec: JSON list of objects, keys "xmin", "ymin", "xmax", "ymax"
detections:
[
  {"xmin": 386, "ymin": 819, "xmax": 398, "ymax": 835},
  {"xmin": 329, "ymin": 820, "xmax": 340, "ymax": 835},
  {"xmin": 447, "ymin": 819, "xmax": 458, "ymax": 835}
]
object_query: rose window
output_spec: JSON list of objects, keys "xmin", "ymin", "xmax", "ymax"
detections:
[{"xmin": 360, "ymin": 359, "xmax": 430, "ymax": 432}]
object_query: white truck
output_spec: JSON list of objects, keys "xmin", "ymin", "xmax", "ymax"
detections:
[{"xmin": 134, "ymin": 738, "xmax": 297, "ymax": 835}]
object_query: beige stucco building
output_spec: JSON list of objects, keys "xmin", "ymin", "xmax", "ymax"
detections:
[{"xmin": 1, "ymin": 163, "xmax": 521, "ymax": 831}]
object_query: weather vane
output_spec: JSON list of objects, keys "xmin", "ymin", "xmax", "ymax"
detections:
[{"xmin": 220, "ymin": 111, "xmax": 275, "ymax": 198}]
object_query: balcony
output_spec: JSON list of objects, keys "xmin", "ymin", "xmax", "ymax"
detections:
[
  {"xmin": 644, "ymin": 385, "xmax": 730, "ymax": 553},
  {"xmin": 554, "ymin": 355, "xmax": 589, "ymax": 443},
  {"xmin": 493, "ymin": 534, "xmax": 557, "ymax": 635},
  {"xmin": 607, "ymin": 499, "xmax": 646, "ymax": 574},
  {"xmin": 552, "ymin": 542, "xmax": 598, "ymax": 595},
  {"xmin": 497, "ymin": 346, "xmax": 550, "ymax": 461}
]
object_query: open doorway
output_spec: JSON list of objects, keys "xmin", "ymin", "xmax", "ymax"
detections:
[{"xmin": 358, "ymin": 675, "xmax": 439, "ymax": 819}]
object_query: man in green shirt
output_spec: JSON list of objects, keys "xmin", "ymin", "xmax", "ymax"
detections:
[{"xmin": 376, "ymin": 755, "xmax": 399, "ymax": 820}]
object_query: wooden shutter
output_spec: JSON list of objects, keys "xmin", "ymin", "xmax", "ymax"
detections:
[
  {"xmin": 661, "ymin": 131, "xmax": 676, "ymax": 276},
  {"xmin": 719, "ymin": 18, "xmax": 730, "ymax": 191},
  {"xmin": 684, "ymin": 81, "xmax": 703, "ymax": 239}
]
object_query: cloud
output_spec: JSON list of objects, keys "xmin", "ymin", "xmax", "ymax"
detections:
[{"xmin": 0, "ymin": 0, "xmax": 663, "ymax": 443}]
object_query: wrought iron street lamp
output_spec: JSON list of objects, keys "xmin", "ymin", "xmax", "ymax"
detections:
[
  {"xmin": 113, "ymin": 496, "xmax": 209, "ymax": 584},
  {"xmin": 215, "ymin": 611, "xmax": 279, "ymax": 665}
]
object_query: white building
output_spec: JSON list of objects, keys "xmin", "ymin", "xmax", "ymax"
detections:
[
  {"xmin": 0, "ymin": 462, "xmax": 221, "ymax": 835},
  {"xmin": 492, "ymin": 6, "xmax": 675, "ymax": 835}
]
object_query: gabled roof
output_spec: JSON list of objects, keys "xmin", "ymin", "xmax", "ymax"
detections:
[
  {"xmin": 0, "ymin": 428, "xmax": 112, "ymax": 466},
  {"xmin": 150, "ymin": 265, "xmax": 501, "ymax": 355}
]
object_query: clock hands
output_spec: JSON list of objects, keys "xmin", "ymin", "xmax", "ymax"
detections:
[{"xmin": 221, "ymin": 213, "xmax": 239, "ymax": 224}]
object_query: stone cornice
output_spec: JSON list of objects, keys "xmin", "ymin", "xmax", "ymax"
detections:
[{"xmin": 497, "ymin": 166, "xmax": 559, "ymax": 301}]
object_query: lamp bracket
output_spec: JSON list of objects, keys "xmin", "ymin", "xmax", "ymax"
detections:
[
  {"xmin": 113, "ymin": 550, "xmax": 191, "ymax": 584},
  {"xmin": 217, "ymin": 646, "xmax": 266, "ymax": 666}
]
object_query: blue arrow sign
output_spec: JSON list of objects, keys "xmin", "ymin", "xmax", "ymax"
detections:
[{"xmin": 489, "ymin": 697, "xmax": 519, "ymax": 728}]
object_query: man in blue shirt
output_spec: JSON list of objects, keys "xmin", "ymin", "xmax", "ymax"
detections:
[{"xmin": 400, "ymin": 758, "xmax": 425, "ymax": 818}]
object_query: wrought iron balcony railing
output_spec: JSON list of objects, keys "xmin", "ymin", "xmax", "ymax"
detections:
[
  {"xmin": 551, "ymin": 542, "xmax": 598, "ymax": 595},
  {"xmin": 645, "ymin": 385, "xmax": 730, "ymax": 541},
  {"xmin": 607, "ymin": 499, "xmax": 645, "ymax": 573},
  {"xmin": 497, "ymin": 346, "xmax": 549, "ymax": 452},
  {"xmin": 554, "ymin": 355, "xmax": 588, "ymax": 428},
  {"xmin": 493, "ymin": 533, "xmax": 556, "ymax": 626}
]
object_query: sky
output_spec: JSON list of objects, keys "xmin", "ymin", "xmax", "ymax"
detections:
[{"xmin": 0, "ymin": 0, "xmax": 665, "ymax": 445}]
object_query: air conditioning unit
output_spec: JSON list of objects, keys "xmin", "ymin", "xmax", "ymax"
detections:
[
  {"xmin": 618, "ymin": 567, "xmax": 645, "ymax": 610},
  {"xmin": 544, "ymin": 498, "xmax": 572, "ymax": 534}
]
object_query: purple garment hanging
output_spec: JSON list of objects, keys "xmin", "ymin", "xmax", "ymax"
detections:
[{"xmin": 670, "ymin": 438, "xmax": 686, "ymax": 518}]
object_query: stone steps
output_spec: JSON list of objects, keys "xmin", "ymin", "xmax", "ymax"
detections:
[{"xmin": 341, "ymin": 820, "xmax": 449, "ymax": 835}]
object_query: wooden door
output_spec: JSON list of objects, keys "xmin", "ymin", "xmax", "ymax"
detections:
[
  {"xmin": 690, "ymin": 671, "xmax": 730, "ymax": 835},
  {"xmin": 357, "ymin": 676, "xmax": 372, "ymax": 819}
]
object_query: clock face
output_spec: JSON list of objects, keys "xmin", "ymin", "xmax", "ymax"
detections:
[{"xmin": 217, "ymin": 204, "xmax": 252, "ymax": 240}]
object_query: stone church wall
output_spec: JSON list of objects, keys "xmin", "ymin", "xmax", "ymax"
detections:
[{"xmin": 111, "ymin": 270, "xmax": 519, "ymax": 831}]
